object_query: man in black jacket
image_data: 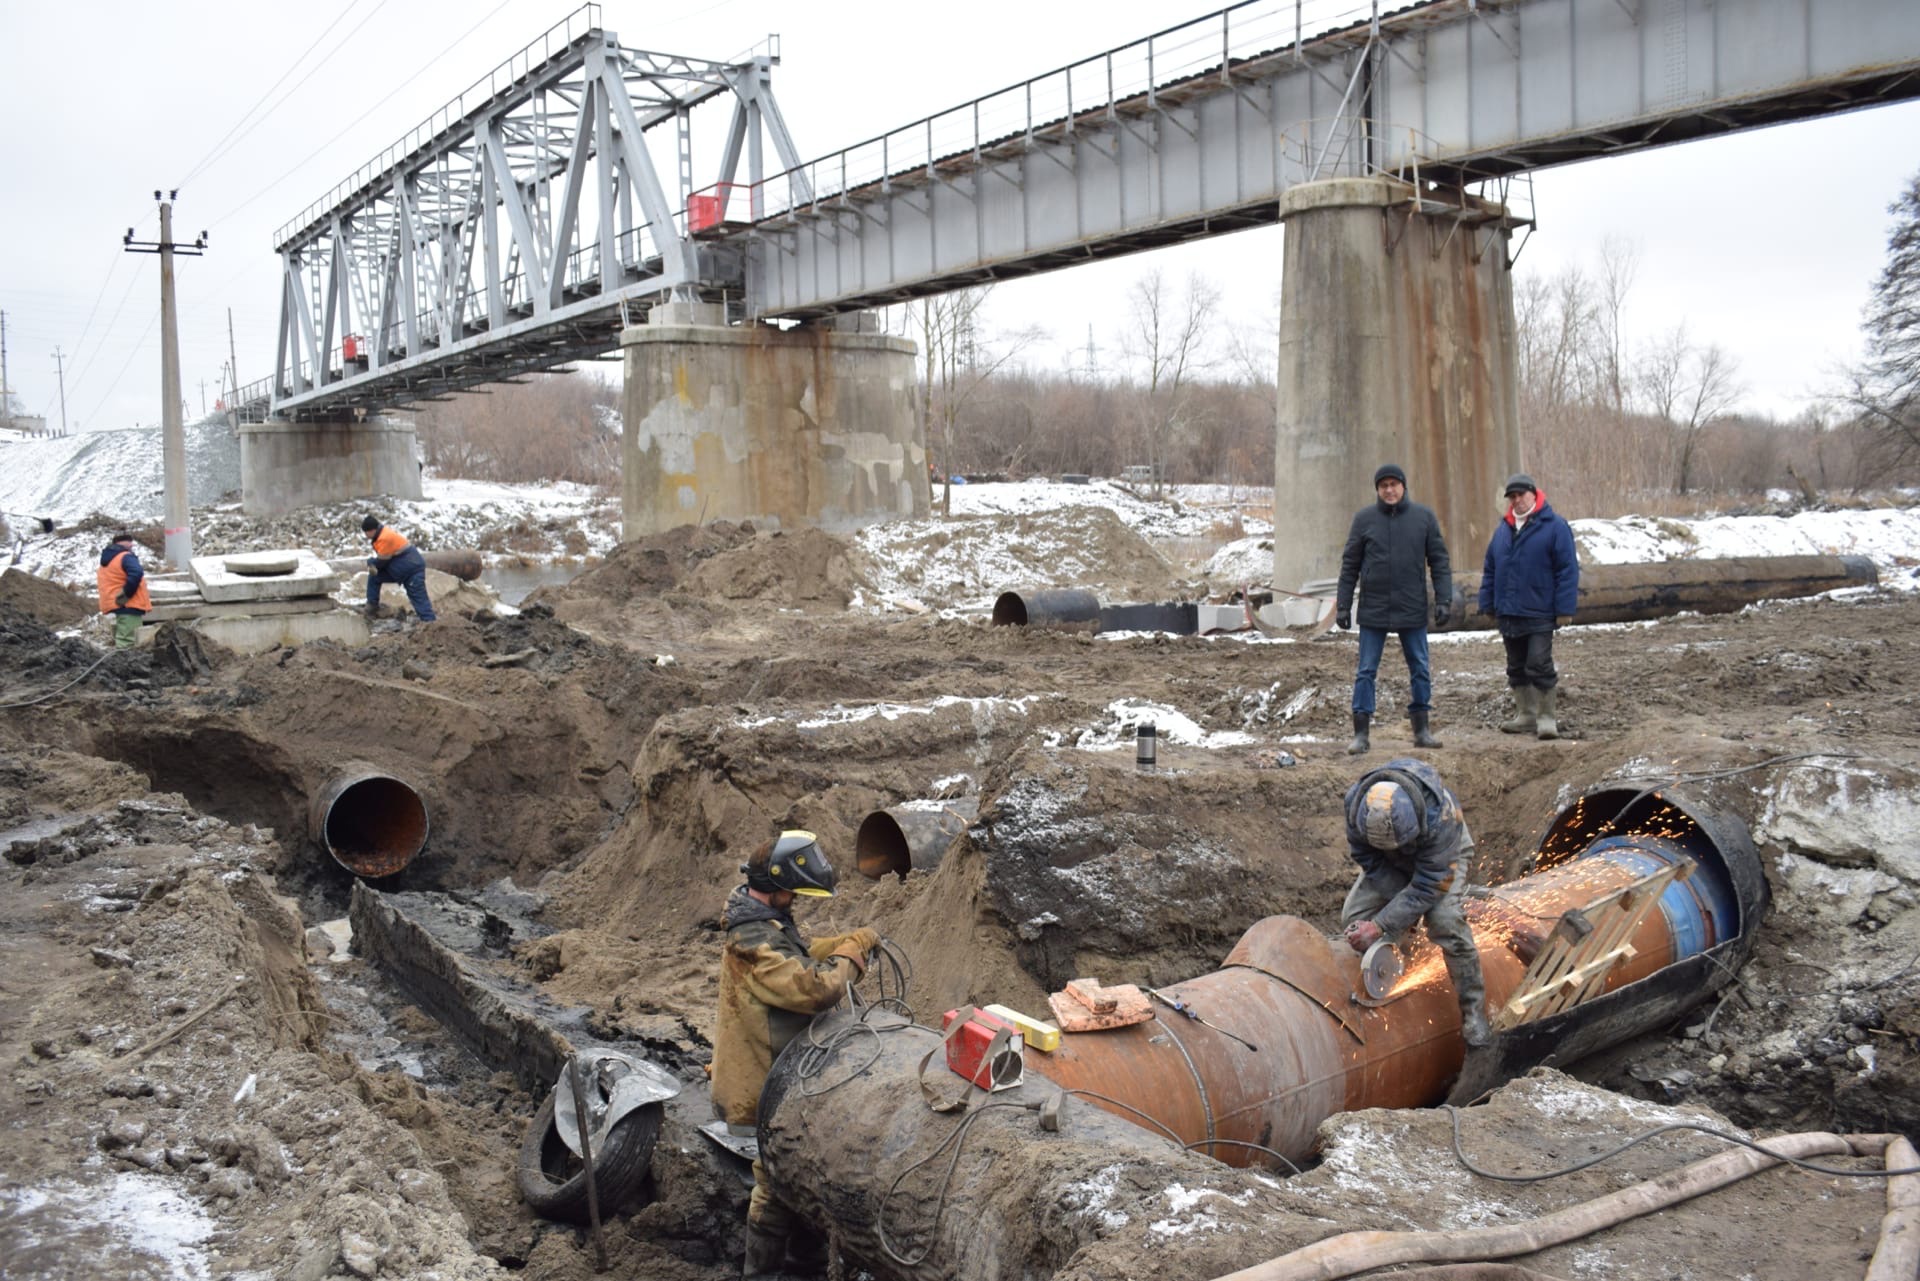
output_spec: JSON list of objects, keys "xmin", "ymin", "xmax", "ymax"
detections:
[{"xmin": 1335, "ymin": 463, "xmax": 1452, "ymax": 755}]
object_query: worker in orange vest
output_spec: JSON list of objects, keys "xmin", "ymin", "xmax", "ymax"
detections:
[
  {"xmin": 96, "ymin": 532, "xmax": 152, "ymax": 649},
  {"xmin": 361, "ymin": 515, "xmax": 436, "ymax": 621}
]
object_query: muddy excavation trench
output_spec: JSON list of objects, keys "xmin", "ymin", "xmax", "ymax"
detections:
[{"xmin": 4, "ymin": 521, "xmax": 1920, "ymax": 1281}]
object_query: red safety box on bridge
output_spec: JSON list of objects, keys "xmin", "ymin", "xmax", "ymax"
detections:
[{"xmin": 941, "ymin": 1006, "xmax": 1025, "ymax": 1092}]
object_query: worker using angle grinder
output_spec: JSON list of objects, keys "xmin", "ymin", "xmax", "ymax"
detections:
[
  {"xmin": 1339, "ymin": 759, "xmax": 1491, "ymax": 1048},
  {"xmin": 712, "ymin": 831, "xmax": 878, "ymax": 1280}
]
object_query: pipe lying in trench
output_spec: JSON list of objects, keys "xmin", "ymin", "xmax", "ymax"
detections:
[
  {"xmin": 855, "ymin": 798, "xmax": 979, "ymax": 880},
  {"xmin": 1439, "ymin": 554, "xmax": 1877, "ymax": 631},
  {"xmin": 756, "ymin": 787, "xmax": 1767, "ymax": 1277},
  {"xmin": 310, "ymin": 763, "xmax": 430, "ymax": 878}
]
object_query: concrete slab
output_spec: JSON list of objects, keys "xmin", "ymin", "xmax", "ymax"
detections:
[
  {"xmin": 1195, "ymin": 603, "xmax": 1251, "ymax": 633},
  {"xmin": 146, "ymin": 579, "xmax": 203, "ymax": 603},
  {"xmin": 189, "ymin": 549, "xmax": 338, "ymax": 603},
  {"xmin": 223, "ymin": 550, "xmax": 302, "ymax": 576},
  {"xmin": 147, "ymin": 595, "xmax": 338, "ymax": 624},
  {"xmin": 183, "ymin": 608, "xmax": 368, "ymax": 654}
]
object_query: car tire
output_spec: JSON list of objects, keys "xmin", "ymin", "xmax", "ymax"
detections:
[{"xmin": 516, "ymin": 1088, "xmax": 663, "ymax": 1222}]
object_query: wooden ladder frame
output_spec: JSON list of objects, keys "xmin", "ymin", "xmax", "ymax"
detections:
[{"xmin": 1493, "ymin": 858, "xmax": 1692, "ymax": 1032}]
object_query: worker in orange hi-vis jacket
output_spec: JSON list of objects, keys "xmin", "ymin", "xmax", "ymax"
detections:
[
  {"xmin": 360, "ymin": 514, "xmax": 436, "ymax": 621},
  {"xmin": 95, "ymin": 532, "xmax": 152, "ymax": 649}
]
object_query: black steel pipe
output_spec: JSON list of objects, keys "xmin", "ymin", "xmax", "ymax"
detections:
[
  {"xmin": 1439, "ymin": 554, "xmax": 1877, "ymax": 630},
  {"xmin": 310, "ymin": 763, "xmax": 430, "ymax": 878},
  {"xmin": 855, "ymin": 798, "xmax": 979, "ymax": 880},
  {"xmin": 991, "ymin": 589, "xmax": 1099, "ymax": 628}
]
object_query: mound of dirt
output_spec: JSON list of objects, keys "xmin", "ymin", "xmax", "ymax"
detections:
[
  {"xmin": 853, "ymin": 505, "xmax": 1186, "ymax": 607},
  {"xmin": 547, "ymin": 521, "xmax": 761, "ymax": 604},
  {"xmin": 0, "ymin": 567, "xmax": 91, "ymax": 626}
]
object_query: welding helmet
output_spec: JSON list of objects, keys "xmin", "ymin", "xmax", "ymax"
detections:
[
  {"xmin": 1360, "ymin": 779, "xmax": 1423, "ymax": 851},
  {"xmin": 744, "ymin": 830, "xmax": 838, "ymax": 897}
]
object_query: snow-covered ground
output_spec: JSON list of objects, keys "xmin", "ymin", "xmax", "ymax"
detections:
[{"xmin": 5, "ymin": 432, "xmax": 1917, "ymax": 610}]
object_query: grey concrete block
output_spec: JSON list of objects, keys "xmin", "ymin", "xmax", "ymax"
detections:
[{"xmin": 189, "ymin": 550, "xmax": 337, "ymax": 603}]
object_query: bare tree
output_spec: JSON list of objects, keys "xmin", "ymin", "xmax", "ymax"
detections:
[
  {"xmin": 1638, "ymin": 326, "xmax": 1741, "ymax": 494},
  {"xmin": 1596, "ymin": 236, "xmax": 1640, "ymax": 414},
  {"xmin": 1123, "ymin": 268, "xmax": 1220, "ymax": 491},
  {"xmin": 915, "ymin": 288, "xmax": 1040, "ymax": 515}
]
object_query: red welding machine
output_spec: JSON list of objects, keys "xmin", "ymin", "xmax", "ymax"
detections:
[{"xmin": 941, "ymin": 1006, "xmax": 1026, "ymax": 1092}]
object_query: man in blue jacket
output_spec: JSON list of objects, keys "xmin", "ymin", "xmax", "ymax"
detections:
[
  {"xmin": 1340, "ymin": 758, "xmax": 1489, "ymax": 1047},
  {"xmin": 1477, "ymin": 474, "xmax": 1579, "ymax": 739},
  {"xmin": 1335, "ymin": 463, "xmax": 1452, "ymax": 755}
]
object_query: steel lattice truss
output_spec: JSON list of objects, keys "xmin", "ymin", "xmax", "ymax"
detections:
[{"xmin": 269, "ymin": 5, "xmax": 804, "ymax": 420}]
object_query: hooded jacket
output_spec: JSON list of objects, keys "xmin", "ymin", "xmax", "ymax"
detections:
[
  {"xmin": 97, "ymin": 542, "xmax": 151, "ymax": 615},
  {"xmin": 1336, "ymin": 487, "xmax": 1452, "ymax": 631},
  {"xmin": 1477, "ymin": 491, "xmax": 1579, "ymax": 623},
  {"xmin": 1343, "ymin": 757, "xmax": 1474, "ymax": 938},
  {"xmin": 709, "ymin": 885, "xmax": 867, "ymax": 1127}
]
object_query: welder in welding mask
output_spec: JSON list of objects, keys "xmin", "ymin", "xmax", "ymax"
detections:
[
  {"xmin": 711, "ymin": 831, "xmax": 878, "ymax": 1279},
  {"xmin": 1339, "ymin": 759, "xmax": 1490, "ymax": 1048}
]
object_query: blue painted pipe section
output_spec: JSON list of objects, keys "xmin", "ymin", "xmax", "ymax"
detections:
[{"xmin": 1579, "ymin": 834, "xmax": 1740, "ymax": 962}]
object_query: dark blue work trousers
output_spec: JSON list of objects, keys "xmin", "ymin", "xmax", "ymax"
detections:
[{"xmin": 366, "ymin": 546, "xmax": 436, "ymax": 621}]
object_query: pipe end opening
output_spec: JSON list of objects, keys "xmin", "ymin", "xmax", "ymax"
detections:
[
  {"xmin": 324, "ymin": 776, "xmax": 428, "ymax": 878},
  {"xmin": 991, "ymin": 592, "xmax": 1028, "ymax": 626},
  {"xmin": 855, "ymin": 812, "xmax": 911, "ymax": 881}
]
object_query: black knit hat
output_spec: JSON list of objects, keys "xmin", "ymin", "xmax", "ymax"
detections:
[
  {"xmin": 1373, "ymin": 463, "xmax": 1407, "ymax": 487},
  {"xmin": 1503, "ymin": 473, "xmax": 1537, "ymax": 497},
  {"xmin": 361, "ymin": 515, "xmax": 382, "ymax": 533}
]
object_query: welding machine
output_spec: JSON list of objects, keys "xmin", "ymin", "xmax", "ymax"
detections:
[{"xmin": 940, "ymin": 1006, "xmax": 1025, "ymax": 1092}]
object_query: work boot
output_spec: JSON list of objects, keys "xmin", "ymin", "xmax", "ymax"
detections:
[
  {"xmin": 1346, "ymin": 711, "xmax": 1370, "ymax": 756},
  {"xmin": 1411, "ymin": 710, "xmax": 1442, "ymax": 749},
  {"xmin": 1498, "ymin": 685, "xmax": 1537, "ymax": 734},
  {"xmin": 743, "ymin": 1223, "xmax": 789, "ymax": 1280},
  {"xmin": 1461, "ymin": 1003, "xmax": 1492, "ymax": 1049},
  {"xmin": 1535, "ymin": 686, "xmax": 1560, "ymax": 740}
]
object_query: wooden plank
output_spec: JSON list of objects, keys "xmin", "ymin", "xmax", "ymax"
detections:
[{"xmin": 1495, "ymin": 861, "xmax": 1684, "ymax": 1031}]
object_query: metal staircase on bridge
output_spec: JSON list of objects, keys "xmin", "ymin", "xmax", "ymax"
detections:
[{"xmin": 262, "ymin": 0, "xmax": 1920, "ymax": 422}]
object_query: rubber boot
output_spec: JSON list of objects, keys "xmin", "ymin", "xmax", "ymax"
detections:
[
  {"xmin": 1460, "ymin": 1002, "xmax": 1492, "ymax": 1049},
  {"xmin": 1346, "ymin": 711, "xmax": 1370, "ymax": 756},
  {"xmin": 1535, "ymin": 686, "xmax": 1559, "ymax": 740},
  {"xmin": 1498, "ymin": 685, "xmax": 1537, "ymax": 734},
  {"xmin": 1411, "ymin": 710, "xmax": 1442, "ymax": 749},
  {"xmin": 743, "ymin": 1223, "xmax": 790, "ymax": 1281}
]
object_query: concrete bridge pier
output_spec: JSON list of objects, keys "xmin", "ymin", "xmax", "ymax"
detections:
[
  {"xmin": 620, "ymin": 304, "xmax": 928, "ymax": 537},
  {"xmin": 1273, "ymin": 177, "xmax": 1523, "ymax": 594},
  {"xmin": 240, "ymin": 418, "xmax": 424, "ymax": 517}
]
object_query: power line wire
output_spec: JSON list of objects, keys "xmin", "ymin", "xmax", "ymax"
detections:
[{"xmin": 174, "ymin": 0, "xmax": 380, "ymax": 190}]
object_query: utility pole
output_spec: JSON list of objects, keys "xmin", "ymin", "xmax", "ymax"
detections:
[
  {"xmin": 125, "ymin": 192, "xmax": 207, "ymax": 568},
  {"xmin": 0, "ymin": 308, "xmax": 11, "ymax": 428},
  {"xmin": 197, "ymin": 378, "xmax": 207, "ymax": 417},
  {"xmin": 226, "ymin": 307, "xmax": 240, "ymax": 432},
  {"xmin": 52, "ymin": 347, "xmax": 68, "ymax": 436}
]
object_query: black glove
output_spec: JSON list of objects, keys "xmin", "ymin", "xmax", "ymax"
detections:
[
  {"xmin": 1433, "ymin": 603, "xmax": 1451, "ymax": 629},
  {"xmin": 114, "ymin": 590, "xmax": 130, "ymax": 608},
  {"xmin": 1335, "ymin": 609, "xmax": 1351, "ymax": 631}
]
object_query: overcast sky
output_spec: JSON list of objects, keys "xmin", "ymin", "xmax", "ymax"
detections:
[{"xmin": 1, "ymin": 0, "xmax": 1915, "ymax": 432}]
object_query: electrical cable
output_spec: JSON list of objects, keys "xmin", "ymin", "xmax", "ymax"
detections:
[
  {"xmin": 1444, "ymin": 1104, "xmax": 1920, "ymax": 1182},
  {"xmin": 174, "ymin": 0, "xmax": 384, "ymax": 191},
  {"xmin": 0, "ymin": 652, "xmax": 113, "ymax": 709}
]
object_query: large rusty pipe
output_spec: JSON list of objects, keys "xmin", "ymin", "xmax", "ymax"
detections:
[
  {"xmin": 421, "ymin": 549, "xmax": 484, "ymax": 581},
  {"xmin": 310, "ymin": 763, "xmax": 429, "ymax": 878},
  {"xmin": 1019, "ymin": 786, "xmax": 1763, "ymax": 1167},
  {"xmin": 855, "ymin": 798, "xmax": 979, "ymax": 880},
  {"xmin": 1438, "ymin": 554, "xmax": 1877, "ymax": 630}
]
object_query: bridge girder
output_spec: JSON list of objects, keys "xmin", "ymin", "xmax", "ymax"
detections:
[{"xmin": 268, "ymin": 5, "xmax": 802, "ymax": 421}]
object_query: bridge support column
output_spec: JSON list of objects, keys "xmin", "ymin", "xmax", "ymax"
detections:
[
  {"xmin": 621, "ymin": 304, "xmax": 928, "ymax": 538},
  {"xmin": 240, "ymin": 418, "xmax": 424, "ymax": 516},
  {"xmin": 1272, "ymin": 177, "xmax": 1522, "ymax": 593}
]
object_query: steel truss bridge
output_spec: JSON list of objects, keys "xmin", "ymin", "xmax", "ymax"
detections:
[{"xmin": 260, "ymin": 0, "xmax": 1920, "ymax": 422}]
